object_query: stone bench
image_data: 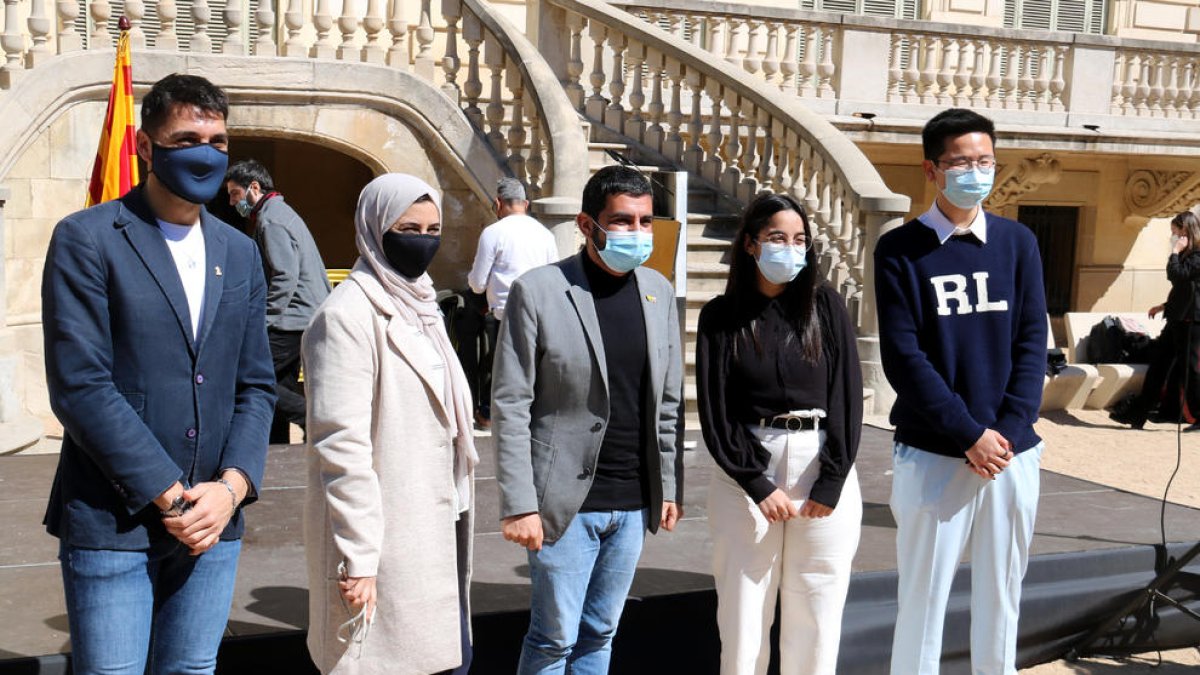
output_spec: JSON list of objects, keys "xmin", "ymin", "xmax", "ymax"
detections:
[
  {"xmin": 1063, "ymin": 312, "xmax": 1166, "ymax": 410},
  {"xmin": 1042, "ymin": 315, "xmax": 1098, "ymax": 412}
]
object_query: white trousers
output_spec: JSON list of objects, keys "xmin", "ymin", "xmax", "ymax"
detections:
[
  {"xmin": 708, "ymin": 424, "xmax": 863, "ymax": 675},
  {"xmin": 888, "ymin": 441, "xmax": 1044, "ymax": 675}
]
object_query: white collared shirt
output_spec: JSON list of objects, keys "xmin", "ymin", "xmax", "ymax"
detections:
[
  {"xmin": 157, "ymin": 219, "xmax": 206, "ymax": 339},
  {"xmin": 467, "ymin": 213, "xmax": 559, "ymax": 318},
  {"xmin": 917, "ymin": 202, "xmax": 988, "ymax": 245}
]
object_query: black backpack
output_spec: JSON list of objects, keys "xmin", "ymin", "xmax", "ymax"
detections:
[{"xmin": 1087, "ymin": 316, "xmax": 1153, "ymax": 364}]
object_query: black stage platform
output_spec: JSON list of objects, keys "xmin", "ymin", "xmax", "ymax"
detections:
[{"xmin": 3, "ymin": 426, "xmax": 1199, "ymax": 674}]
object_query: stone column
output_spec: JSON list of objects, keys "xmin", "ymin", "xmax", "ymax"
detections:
[
  {"xmin": 858, "ymin": 209, "xmax": 906, "ymax": 416},
  {"xmin": 0, "ymin": 185, "xmax": 43, "ymax": 453},
  {"xmin": 532, "ymin": 195, "xmax": 583, "ymax": 259}
]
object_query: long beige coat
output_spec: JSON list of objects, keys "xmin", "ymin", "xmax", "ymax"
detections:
[{"xmin": 303, "ymin": 278, "xmax": 473, "ymax": 675}]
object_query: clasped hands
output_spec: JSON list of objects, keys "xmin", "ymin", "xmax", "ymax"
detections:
[
  {"xmin": 965, "ymin": 428, "xmax": 1013, "ymax": 480},
  {"xmin": 153, "ymin": 471, "xmax": 249, "ymax": 556}
]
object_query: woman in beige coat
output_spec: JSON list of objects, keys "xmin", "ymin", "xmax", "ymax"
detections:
[{"xmin": 303, "ymin": 174, "xmax": 478, "ymax": 675}]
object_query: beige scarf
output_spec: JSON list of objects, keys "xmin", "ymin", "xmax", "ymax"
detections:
[{"xmin": 349, "ymin": 173, "xmax": 478, "ymax": 513}]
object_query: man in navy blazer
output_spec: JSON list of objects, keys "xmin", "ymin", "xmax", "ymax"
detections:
[{"xmin": 41, "ymin": 74, "xmax": 275, "ymax": 674}]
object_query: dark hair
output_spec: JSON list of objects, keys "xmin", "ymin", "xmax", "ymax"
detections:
[
  {"xmin": 141, "ymin": 74, "xmax": 229, "ymax": 135},
  {"xmin": 581, "ymin": 166, "xmax": 652, "ymax": 220},
  {"xmin": 1172, "ymin": 211, "xmax": 1200, "ymax": 255},
  {"xmin": 224, "ymin": 159, "xmax": 275, "ymax": 192},
  {"xmin": 726, "ymin": 192, "xmax": 824, "ymax": 364},
  {"xmin": 922, "ymin": 108, "xmax": 996, "ymax": 162}
]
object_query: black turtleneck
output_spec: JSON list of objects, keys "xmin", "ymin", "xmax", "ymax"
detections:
[{"xmin": 580, "ymin": 251, "xmax": 650, "ymax": 512}]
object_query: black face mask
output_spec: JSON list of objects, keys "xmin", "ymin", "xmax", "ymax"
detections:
[{"xmin": 381, "ymin": 231, "xmax": 440, "ymax": 278}]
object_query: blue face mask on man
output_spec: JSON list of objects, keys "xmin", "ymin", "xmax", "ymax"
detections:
[
  {"xmin": 152, "ymin": 143, "xmax": 229, "ymax": 205},
  {"xmin": 755, "ymin": 242, "xmax": 808, "ymax": 285},
  {"xmin": 590, "ymin": 219, "xmax": 653, "ymax": 273},
  {"xmin": 940, "ymin": 166, "xmax": 994, "ymax": 210}
]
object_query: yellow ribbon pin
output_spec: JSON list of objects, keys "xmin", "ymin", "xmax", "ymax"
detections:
[{"xmin": 645, "ymin": 294, "xmax": 656, "ymax": 303}]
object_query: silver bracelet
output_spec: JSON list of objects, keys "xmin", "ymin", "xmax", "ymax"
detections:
[{"xmin": 216, "ymin": 478, "xmax": 239, "ymax": 512}]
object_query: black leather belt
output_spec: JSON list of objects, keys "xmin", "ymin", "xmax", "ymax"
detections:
[{"xmin": 761, "ymin": 415, "xmax": 820, "ymax": 431}]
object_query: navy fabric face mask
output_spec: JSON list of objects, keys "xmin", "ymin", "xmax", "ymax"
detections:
[
  {"xmin": 152, "ymin": 143, "xmax": 229, "ymax": 205},
  {"xmin": 381, "ymin": 231, "xmax": 441, "ymax": 278}
]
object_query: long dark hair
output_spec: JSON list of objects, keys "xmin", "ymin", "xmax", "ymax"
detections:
[
  {"xmin": 725, "ymin": 192, "xmax": 824, "ymax": 364},
  {"xmin": 1173, "ymin": 211, "xmax": 1200, "ymax": 256}
]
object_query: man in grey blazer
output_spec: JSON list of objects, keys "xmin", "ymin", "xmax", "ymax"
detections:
[{"xmin": 493, "ymin": 166, "xmax": 684, "ymax": 675}]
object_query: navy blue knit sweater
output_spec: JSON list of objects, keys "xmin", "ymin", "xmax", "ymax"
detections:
[{"xmin": 874, "ymin": 213, "xmax": 1048, "ymax": 457}]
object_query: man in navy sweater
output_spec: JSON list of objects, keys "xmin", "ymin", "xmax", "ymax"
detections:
[{"xmin": 875, "ymin": 108, "xmax": 1047, "ymax": 675}]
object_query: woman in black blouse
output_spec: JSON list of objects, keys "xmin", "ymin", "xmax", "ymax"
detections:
[{"xmin": 696, "ymin": 192, "xmax": 863, "ymax": 675}]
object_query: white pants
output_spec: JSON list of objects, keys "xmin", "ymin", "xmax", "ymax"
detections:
[
  {"xmin": 708, "ymin": 424, "xmax": 863, "ymax": 675},
  {"xmin": 889, "ymin": 441, "xmax": 1044, "ymax": 675}
]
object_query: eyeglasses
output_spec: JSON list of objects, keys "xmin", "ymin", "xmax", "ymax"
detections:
[{"xmin": 936, "ymin": 156, "xmax": 996, "ymax": 171}]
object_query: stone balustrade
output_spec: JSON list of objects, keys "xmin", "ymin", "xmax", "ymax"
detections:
[
  {"xmin": 0, "ymin": 0, "xmax": 587, "ymax": 199},
  {"xmin": 615, "ymin": 0, "xmax": 1200, "ymax": 126}
]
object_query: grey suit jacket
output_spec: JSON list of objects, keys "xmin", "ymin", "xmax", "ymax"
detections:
[
  {"xmin": 492, "ymin": 252, "xmax": 684, "ymax": 543},
  {"xmin": 252, "ymin": 195, "xmax": 331, "ymax": 332}
]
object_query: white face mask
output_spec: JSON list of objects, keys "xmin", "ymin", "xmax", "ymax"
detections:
[{"xmin": 1171, "ymin": 234, "xmax": 1182, "ymax": 251}]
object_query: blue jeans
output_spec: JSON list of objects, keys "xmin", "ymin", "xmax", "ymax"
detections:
[
  {"xmin": 60, "ymin": 538, "xmax": 242, "ymax": 675},
  {"xmin": 518, "ymin": 508, "xmax": 647, "ymax": 675}
]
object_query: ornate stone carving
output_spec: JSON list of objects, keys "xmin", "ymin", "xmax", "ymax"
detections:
[
  {"xmin": 984, "ymin": 153, "xmax": 1062, "ymax": 209},
  {"xmin": 1125, "ymin": 170, "xmax": 1200, "ymax": 218}
]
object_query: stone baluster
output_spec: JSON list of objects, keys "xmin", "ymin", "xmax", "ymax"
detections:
[
  {"xmin": 796, "ymin": 144, "xmax": 814, "ymax": 210},
  {"xmin": 1135, "ymin": 54, "xmax": 1150, "ymax": 116},
  {"xmin": 26, "ymin": 0, "xmax": 51, "ymax": 65},
  {"xmin": 708, "ymin": 17, "xmax": 725, "ymax": 62},
  {"xmin": 1187, "ymin": 58, "xmax": 1200, "ymax": 118},
  {"xmin": 1110, "ymin": 52, "xmax": 1126, "ymax": 114},
  {"xmin": 903, "ymin": 34, "xmax": 921, "ymax": 103},
  {"xmin": 829, "ymin": 181, "xmax": 847, "ymax": 289},
  {"xmin": 563, "ymin": 13, "xmax": 585, "ymax": 110},
  {"xmin": 360, "ymin": 0, "xmax": 385, "ymax": 63},
  {"xmin": 223, "ymin": 0, "xmax": 244, "ymax": 55},
  {"xmin": 769, "ymin": 121, "xmax": 787, "ymax": 193},
  {"xmin": 587, "ymin": 23, "xmax": 607, "ymax": 121},
  {"xmin": 1148, "ymin": 54, "xmax": 1165, "ymax": 116},
  {"xmin": 1049, "ymin": 45, "xmax": 1066, "ymax": 112},
  {"xmin": 605, "ymin": 33, "xmax": 627, "ymax": 132},
  {"xmin": 725, "ymin": 17, "xmax": 743, "ymax": 69},
  {"xmin": 662, "ymin": 63, "xmax": 684, "ymax": 159},
  {"xmin": 155, "ymin": 0, "xmax": 177, "ymax": 50},
  {"xmin": 462, "ymin": 12, "xmax": 483, "ymax": 124},
  {"xmin": 386, "ymin": 0, "xmax": 408, "ymax": 69},
  {"xmin": 1176, "ymin": 58, "xmax": 1194, "ymax": 118},
  {"xmin": 741, "ymin": 102, "xmax": 761, "ymax": 197},
  {"xmin": 645, "ymin": 51, "xmax": 666, "ymax": 153},
  {"xmin": 986, "ymin": 40, "xmax": 1002, "ymax": 106},
  {"xmin": 91, "ymin": 0, "xmax": 112, "ymax": 49},
  {"xmin": 689, "ymin": 14, "xmax": 703, "ymax": 50},
  {"xmin": 1034, "ymin": 47, "xmax": 1052, "ymax": 110},
  {"xmin": 780, "ymin": 24, "xmax": 798, "ymax": 94},
  {"xmin": 743, "ymin": 20, "xmax": 762, "ymax": 76},
  {"xmin": 761, "ymin": 22, "xmax": 779, "ymax": 89},
  {"xmin": 413, "ymin": 10, "xmax": 435, "ymax": 80},
  {"xmin": 189, "ymin": 0, "xmax": 210, "ymax": 53},
  {"xmin": 969, "ymin": 38, "xmax": 987, "ymax": 107},
  {"xmin": 1162, "ymin": 55, "xmax": 1180, "ymax": 117},
  {"xmin": 721, "ymin": 90, "xmax": 743, "ymax": 196},
  {"xmin": 886, "ymin": 34, "xmax": 903, "ymax": 101},
  {"xmin": 799, "ymin": 26, "xmax": 818, "ymax": 97},
  {"xmin": 664, "ymin": 12, "xmax": 681, "ymax": 45},
  {"xmin": 311, "ymin": 0, "xmax": 335, "ymax": 59},
  {"xmin": 1018, "ymin": 46, "xmax": 1035, "ymax": 110},
  {"xmin": 1002, "ymin": 43, "xmax": 1020, "ymax": 108},
  {"xmin": 626, "ymin": 42, "xmax": 646, "ymax": 142},
  {"xmin": 255, "ymin": 0, "xmax": 276, "ymax": 56},
  {"xmin": 704, "ymin": 82, "xmax": 725, "ymax": 184},
  {"xmin": 1122, "ymin": 52, "xmax": 1139, "ymax": 115},
  {"xmin": 121, "ymin": 0, "xmax": 145, "ymax": 49},
  {"xmin": 935, "ymin": 37, "xmax": 955, "ymax": 105},
  {"xmin": 817, "ymin": 26, "xmax": 834, "ymax": 97},
  {"xmin": 952, "ymin": 37, "xmax": 971, "ymax": 106},
  {"xmin": 56, "ymin": 0, "xmax": 81, "ymax": 53},
  {"xmin": 282, "ymin": 0, "xmax": 304, "ymax": 56},
  {"xmin": 507, "ymin": 68, "xmax": 527, "ymax": 182},
  {"xmin": 920, "ymin": 35, "xmax": 939, "ymax": 104},
  {"xmin": 527, "ymin": 104, "xmax": 546, "ymax": 196},
  {"xmin": 757, "ymin": 107, "xmax": 774, "ymax": 188},
  {"xmin": 0, "ymin": 0, "xmax": 24, "ymax": 86},
  {"xmin": 683, "ymin": 68, "xmax": 704, "ymax": 169},
  {"xmin": 441, "ymin": 0, "xmax": 462, "ymax": 101},
  {"xmin": 335, "ymin": 0, "xmax": 359, "ymax": 61},
  {"xmin": 484, "ymin": 34, "xmax": 507, "ymax": 155}
]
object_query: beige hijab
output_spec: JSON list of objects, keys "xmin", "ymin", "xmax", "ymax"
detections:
[{"xmin": 349, "ymin": 173, "xmax": 478, "ymax": 513}]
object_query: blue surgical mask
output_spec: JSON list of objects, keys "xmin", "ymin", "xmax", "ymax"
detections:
[
  {"xmin": 756, "ymin": 243, "xmax": 808, "ymax": 285},
  {"xmin": 151, "ymin": 143, "xmax": 229, "ymax": 205},
  {"xmin": 235, "ymin": 197, "xmax": 253, "ymax": 218},
  {"xmin": 591, "ymin": 223, "xmax": 653, "ymax": 273},
  {"xmin": 940, "ymin": 166, "xmax": 994, "ymax": 210}
]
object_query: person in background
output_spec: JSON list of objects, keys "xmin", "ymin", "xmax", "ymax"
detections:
[
  {"xmin": 875, "ymin": 108, "xmax": 1047, "ymax": 675},
  {"xmin": 1112, "ymin": 211, "xmax": 1200, "ymax": 429},
  {"xmin": 303, "ymin": 174, "xmax": 477, "ymax": 675},
  {"xmin": 42, "ymin": 73, "xmax": 274, "ymax": 674},
  {"xmin": 696, "ymin": 192, "xmax": 863, "ymax": 675},
  {"xmin": 466, "ymin": 177, "xmax": 559, "ymax": 428},
  {"xmin": 226, "ymin": 159, "xmax": 331, "ymax": 444},
  {"xmin": 492, "ymin": 166, "xmax": 683, "ymax": 674}
]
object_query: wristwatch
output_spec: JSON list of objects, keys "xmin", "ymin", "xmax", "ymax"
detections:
[{"xmin": 160, "ymin": 495, "xmax": 193, "ymax": 518}]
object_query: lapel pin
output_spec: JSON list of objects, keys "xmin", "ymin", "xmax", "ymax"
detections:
[
  {"xmin": 214, "ymin": 266, "xmax": 222, "ymax": 277},
  {"xmin": 645, "ymin": 294, "xmax": 656, "ymax": 303}
]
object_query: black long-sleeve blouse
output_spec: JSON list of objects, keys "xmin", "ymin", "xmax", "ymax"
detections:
[
  {"xmin": 695, "ymin": 284, "xmax": 863, "ymax": 507},
  {"xmin": 1165, "ymin": 250, "xmax": 1200, "ymax": 322}
]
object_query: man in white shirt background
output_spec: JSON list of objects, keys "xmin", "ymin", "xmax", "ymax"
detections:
[{"xmin": 467, "ymin": 178, "xmax": 559, "ymax": 428}]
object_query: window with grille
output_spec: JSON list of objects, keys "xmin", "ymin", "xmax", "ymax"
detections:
[
  {"xmin": 1004, "ymin": 0, "xmax": 1106, "ymax": 34},
  {"xmin": 799, "ymin": 0, "xmax": 919, "ymax": 19},
  {"xmin": 1018, "ymin": 205, "xmax": 1079, "ymax": 315}
]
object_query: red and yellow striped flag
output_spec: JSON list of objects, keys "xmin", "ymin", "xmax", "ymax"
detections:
[{"xmin": 86, "ymin": 28, "xmax": 139, "ymax": 206}]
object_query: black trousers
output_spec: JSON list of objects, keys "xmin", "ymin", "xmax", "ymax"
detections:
[
  {"xmin": 268, "ymin": 328, "xmax": 306, "ymax": 444},
  {"xmin": 1136, "ymin": 320, "xmax": 1200, "ymax": 421}
]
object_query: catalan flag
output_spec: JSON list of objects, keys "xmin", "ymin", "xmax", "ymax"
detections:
[{"xmin": 86, "ymin": 27, "xmax": 138, "ymax": 206}]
